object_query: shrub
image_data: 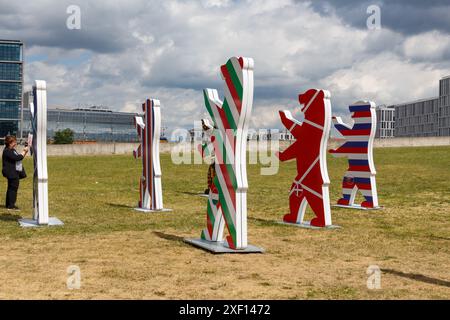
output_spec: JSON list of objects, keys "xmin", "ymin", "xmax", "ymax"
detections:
[{"xmin": 53, "ymin": 128, "xmax": 75, "ymax": 144}]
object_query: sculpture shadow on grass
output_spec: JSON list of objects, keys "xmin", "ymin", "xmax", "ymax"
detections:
[
  {"xmin": 153, "ymin": 231, "xmax": 185, "ymax": 243},
  {"xmin": 248, "ymin": 216, "xmax": 284, "ymax": 227},
  {"xmin": 428, "ymin": 235, "xmax": 450, "ymax": 241},
  {"xmin": 181, "ymin": 191, "xmax": 206, "ymax": 196},
  {"xmin": 382, "ymin": 269, "xmax": 450, "ymax": 288},
  {"xmin": 106, "ymin": 203, "xmax": 135, "ymax": 209}
]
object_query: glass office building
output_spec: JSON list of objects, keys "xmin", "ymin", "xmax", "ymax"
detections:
[
  {"xmin": 0, "ymin": 40, "xmax": 23, "ymax": 139},
  {"xmin": 21, "ymin": 105, "xmax": 140, "ymax": 142}
]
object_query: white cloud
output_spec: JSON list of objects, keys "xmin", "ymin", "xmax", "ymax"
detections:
[
  {"xmin": 321, "ymin": 52, "xmax": 445, "ymax": 112},
  {"xmin": 403, "ymin": 30, "xmax": 450, "ymax": 61},
  {"xmin": 201, "ymin": 0, "xmax": 232, "ymax": 8}
]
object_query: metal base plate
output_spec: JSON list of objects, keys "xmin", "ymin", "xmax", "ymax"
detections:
[
  {"xmin": 332, "ymin": 204, "xmax": 383, "ymax": 211},
  {"xmin": 184, "ymin": 238, "xmax": 264, "ymax": 254},
  {"xmin": 134, "ymin": 208, "xmax": 173, "ymax": 213},
  {"xmin": 197, "ymin": 194, "xmax": 209, "ymax": 198},
  {"xmin": 19, "ymin": 217, "xmax": 64, "ymax": 228},
  {"xmin": 278, "ymin": 221, "xmax": 341, "ymax": 230}
]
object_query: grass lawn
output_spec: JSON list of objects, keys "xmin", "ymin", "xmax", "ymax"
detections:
[{"xmin": 0, "ymin": 146, "xmax": 449, "ymax": 299}]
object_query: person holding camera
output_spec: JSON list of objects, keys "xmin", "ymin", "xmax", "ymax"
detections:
[{"xmin": 2, "ymin": 135, "xmax": 29, "ymax": 210}]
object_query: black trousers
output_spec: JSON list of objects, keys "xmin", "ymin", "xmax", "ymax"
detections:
[{"xmin": 5, "ymin": 178, "xmax": 19, "ymax": 208}]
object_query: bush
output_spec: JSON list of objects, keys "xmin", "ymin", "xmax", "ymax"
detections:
[{"xmin": 53, "ymin": 128, "xmax": 75, "ymax": 144}]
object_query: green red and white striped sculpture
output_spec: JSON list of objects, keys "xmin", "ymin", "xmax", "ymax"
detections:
[
  {"xmin": 186, "ymin": 57, "xmax": 263, "ymax": 253},
  {"xmin": 133, "ymin": 99, "xmax": 170, "ymax": 213}
]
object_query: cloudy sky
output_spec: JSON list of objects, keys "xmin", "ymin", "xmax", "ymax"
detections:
[{"xmin": 1, "ymin": 0, "xmax": 450, "ymax": 130}]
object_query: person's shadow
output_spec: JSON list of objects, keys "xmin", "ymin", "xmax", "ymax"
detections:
[{"xmin": 0, "ymin": 213, "xmax": 22, "ymax": 222}]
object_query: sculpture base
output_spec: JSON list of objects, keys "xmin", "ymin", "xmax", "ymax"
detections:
[
  {"xmin": 134, "ymin": 208, "xmax": 173, "ymax": 213},
  {"xmin": 332, "ymin": 204, "xmax": 383, "ymax": 211},
  {"xmin": 184, "ymin": 238, "xmax": 264, "ymax": 254},
  {"xmin": 18, "ymin": 217, "xmax": 64, "ymax": 228},
  {"xmin": 278, "ymin": 221, "xmax": 341, "ymax": 230}
]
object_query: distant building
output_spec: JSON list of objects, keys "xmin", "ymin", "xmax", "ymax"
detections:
[
  {"xmin": 21, "ymin": 101, "xmax": 140, "ymax": 142},
  {"xmin": 389, "ymin": 76, "xmax": 450, "ymax": 137},
  {"xmin": 0, "ymin": 39, "xmax": 23, "ymax": 139},
  {"xmin": 392, "ymin": 97, "xmax": 439, "ymax": 137},
  {"xmin": 277, "ymin": 129, "xmax": 294, "ymax": 141},
  {"xmin": 375, "ymin": 105, "xmax": 395, "ymax": 138},
  {"xmin": 439, "ymin": 76, "xmax": 450, "ymax": 136},
  {"xmin": 248, "ymin": 129, "xmax": 280, "ymax": 141}
]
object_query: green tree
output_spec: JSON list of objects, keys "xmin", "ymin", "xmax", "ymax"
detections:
[{"xmin": 53, "ymin": 128, "xmax": 75, "ymax": 144}]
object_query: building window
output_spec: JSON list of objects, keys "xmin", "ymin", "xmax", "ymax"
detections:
[
  {"xmin": 0, "ymin": 82, "xmax": 22, "ymax": 100},
  {"xmin": 0, "ymin": 44, "xmax": 22, "ymax": 62},
  {"xmin": 0, "ymin": 63, "xmax": 21, "ymax": 81}
]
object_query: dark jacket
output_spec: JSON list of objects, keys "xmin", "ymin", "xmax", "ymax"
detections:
[{"xmin": 2, "ymin": 148, "xmax": 25, "ymax": 179}]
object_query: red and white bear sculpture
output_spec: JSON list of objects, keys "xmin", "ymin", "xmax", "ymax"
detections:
[{"xmin": 277, "ymin": 89, "xmax": 333, "ymax": 227}]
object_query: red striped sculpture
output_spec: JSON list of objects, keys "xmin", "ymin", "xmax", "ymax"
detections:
[{"xmin": 133, "ymin": 99, "xmax": 167, "ymax": 212}]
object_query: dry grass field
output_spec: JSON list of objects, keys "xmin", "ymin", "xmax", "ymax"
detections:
[{"xmin": 0, "ymin": 146, "xmax": 449, "ymax": 299}]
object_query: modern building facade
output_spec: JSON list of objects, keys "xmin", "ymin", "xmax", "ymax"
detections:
[
  {"xmin": 375, "ymin": 105, "xmax": 395, "ymax": 138},
  {"xmin": 389, "ymin": 76, "xmax": 450, "ymax": 137},
  {"xmin": 0, "ymin": 40, "xmax": 23, "ymax": 139},
  {"xmin": 393, "ymin": 98, "xmax": 439, "ymax": 137},
  {"xmin": 21, "ymin": 104, "xmax": 139, "ymax": 142},
  {"xmin": 439, "ymin": 76, "xmax": 450, "ymax": 136}
]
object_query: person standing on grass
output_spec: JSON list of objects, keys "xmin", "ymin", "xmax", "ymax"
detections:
[
  {"xmin": 200, "ymin": 119, "xmax": 216, "ymax": 195},
  {"xmin": 2, "ymin": 135, "xmax": 28, "ymax": 210}
]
